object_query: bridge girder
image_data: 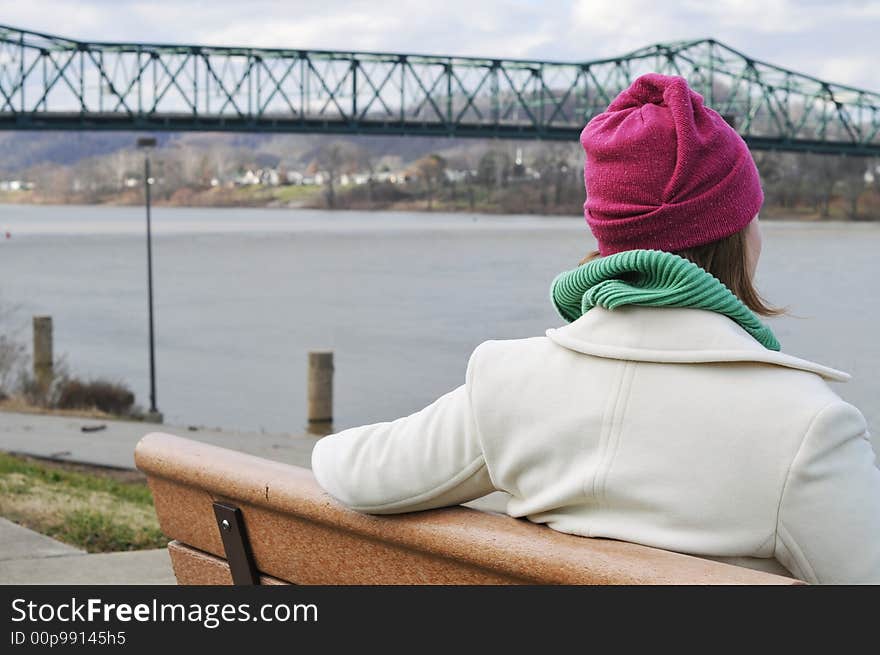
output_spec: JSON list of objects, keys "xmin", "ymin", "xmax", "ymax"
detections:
[{"xmin": 0, "ymin": 26, "xmax": 878, "ymax": 156}]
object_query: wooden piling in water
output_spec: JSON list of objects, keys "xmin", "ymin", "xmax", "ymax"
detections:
[
  {"xmin": 32, "ymin": 315, "xmax": 53, "ymax": 391},
  {"xmin": 308, "ymin": 351, "xmax": 334, "ymax": 427}
]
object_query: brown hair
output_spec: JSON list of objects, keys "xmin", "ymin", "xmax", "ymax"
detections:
[{"xmin": 578, "ymin": 229, "xmax": 783, "ymax": 316}]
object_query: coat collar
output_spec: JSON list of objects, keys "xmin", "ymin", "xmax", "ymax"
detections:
[{"xmin": 545, "ymin": 306, "xmax": 850, "ymax": 382}]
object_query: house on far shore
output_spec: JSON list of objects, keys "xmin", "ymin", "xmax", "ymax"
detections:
[
  {"xmin": 236, "ymin": 170, "xmax": 262, "ymax": 186},
  {"xmin": 260, "ymin": 169, "xmax": 280, "ymax": 186},
  {"xmin": 233, "ymin": 168, "xmax": 282, "ymax": 186},
  {"xmin": 444, "ymin": 169, "xmax": 475, "ymax": 183},
  {"xmin": 0, "ymin": 179, "xmax": 34, "ymax": 191}
]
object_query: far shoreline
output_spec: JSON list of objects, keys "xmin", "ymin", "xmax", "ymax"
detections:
[
  {"xmin": 1, "ymin": 186, "xmax": 878, "ymax": 223},
  {"xmin": 1, "ymin": 200, "xmax": 879, "ymax": 229}
]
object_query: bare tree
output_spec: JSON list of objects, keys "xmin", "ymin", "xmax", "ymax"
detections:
[
  {"xmin": 801, "ymin": 154, "xmax": 837, "ymax": 217},
  {"xmin": 837, "ymin": 156, "xmax": 868, "ymax": 220},
  {"xmin": 410, "ymin": 154, "xmax": 447, "ymax": 210},
  {"xmin": 754, "ymin": 151, "xmax": 805, "ymax": 211},
  {"xmin": 313, "ymin": 140, "xmax": 367, "ymax": 208},
  {"xmin": 176, "ymin": 145, "xmax": 212, "ymax": 188},
  {"xmin": 534, "ymin": 143, "xmax": 574, "ymax": 208},
  {"xmin": 0, "ymin": 296, "xmax": 26, "ymax": 397},
  {"xmin": 104, "ymin": 149, "xmax": 137, "ymax": 190}
]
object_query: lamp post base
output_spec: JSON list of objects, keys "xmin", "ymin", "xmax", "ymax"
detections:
[{"xmin": 143, "ymin": 409, "xmax": 164, "ymax": 424}]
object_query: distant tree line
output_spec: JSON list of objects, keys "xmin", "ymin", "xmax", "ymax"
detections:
[
  {"xmin": 313, "ymin": 140, "xmax": 879, "ymax": 220},
  {"xmin": 752, "ymin": 151, "xmax": 877, "ymax": 219},
  {"xmin": 7, "ymin": 136, "xmax": 879, "ymax": 220}
]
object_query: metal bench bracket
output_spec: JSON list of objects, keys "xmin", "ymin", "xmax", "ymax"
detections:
[{"xmin": 212, "ymin": 502, "xmax": 260, "ymax": 585}]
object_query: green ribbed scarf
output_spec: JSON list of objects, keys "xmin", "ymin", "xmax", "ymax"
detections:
[{"xmin": 550, "ymin": 249, "xmax": 780, "ymax": 351}]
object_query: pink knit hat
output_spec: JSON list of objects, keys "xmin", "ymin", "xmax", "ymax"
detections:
[{"xmin": 581, "ymin": 73, "xmax": 763, "ymax": 256}]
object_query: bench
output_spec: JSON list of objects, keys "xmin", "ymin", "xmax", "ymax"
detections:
[{"xmin": 135, "ymin": 432, "xmax": 802, "ymax": 585}]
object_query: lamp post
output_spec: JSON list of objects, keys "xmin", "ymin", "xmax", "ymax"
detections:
[{"xmin": 136, "ymin": 136, "xmax": 162, "ymax": 423}]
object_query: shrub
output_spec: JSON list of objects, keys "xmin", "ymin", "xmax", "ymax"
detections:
[
  {"xmin": 17, "ymin": 356, "xmax": 71, "ymax": 408},
  {"xmin": 55, "ymin": 378, "xmax": 136, "ymax": 415},
  {"xmin": 0, "ymin": 333, "xmax": 26, "ymax": 397},
  {"xmin": 18, "ymin": 374, "xmax": 48, "ymax": 407}
]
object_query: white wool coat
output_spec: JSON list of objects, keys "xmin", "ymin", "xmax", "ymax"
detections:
[{"xmin": 311, "ymin": 306, "xmax": 880, "ymax": 584}]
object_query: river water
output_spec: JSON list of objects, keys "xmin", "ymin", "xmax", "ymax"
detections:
[{"xmin": 0, "ymin": 204, "xmax": 877, "ymax": 448}]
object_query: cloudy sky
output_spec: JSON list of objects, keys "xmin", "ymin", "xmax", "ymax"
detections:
[{"xmin": 3, "ymin": 0, "xmax": 878, "ymax": 91}]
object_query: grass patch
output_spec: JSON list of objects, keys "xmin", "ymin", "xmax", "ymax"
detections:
[
  {"xmin": 223, "ymin": 184, "xmax": 320, "ymax": 205},
  {"xmin": 48, "ymin": 509, "xmax": 160, "ymax": 553},
  {"xmin": 0, "ymin": 451, "xmax": 165, "ymax": 552},
  {"xmin": 270, "ymin": 185, "xmax": 321, "ymax": 203}
]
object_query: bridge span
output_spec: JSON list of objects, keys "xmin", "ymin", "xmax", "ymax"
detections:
[{"xmin": 0, "ymin": 25, "xmax": 877, "ymax": 155}]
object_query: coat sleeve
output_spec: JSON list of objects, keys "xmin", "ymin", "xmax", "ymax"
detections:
[
  {"xmin": 775, "ymin": 400, "xmax": 880, "ymax": 584},
  {"xmin": 310, "ymin": 356, "xmax": 495, "ymax": 514}
]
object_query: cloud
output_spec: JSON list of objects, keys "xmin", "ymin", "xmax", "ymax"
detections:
[
  {"xmin": 563, "ymin": 0, "xmax": 879, "ymax": 90},
  {"xmin": 1, "ymin": 0, "xmax": 877, "ymax": 91},
  {"xmin": 816, "ymin": 56, "xmax": 878, "ymax": 91},
  {"xmin": 570, "ymin": 0, "xmax": 688, "ymax": 49}
]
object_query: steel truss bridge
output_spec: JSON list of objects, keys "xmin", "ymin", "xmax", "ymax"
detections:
[{"xmin": 1, "ymin": 25, "xmax": 878, "ymax": 156}]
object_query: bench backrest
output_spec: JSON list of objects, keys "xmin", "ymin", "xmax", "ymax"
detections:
[{"xmin": 135, "ymin": 432, "xmax": 801, "ymax": 585}]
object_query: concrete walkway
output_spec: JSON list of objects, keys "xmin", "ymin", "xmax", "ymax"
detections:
[
  {"xmin": 0, "ymin": 518, "xmax": 176, "ymax": 585},
  {"xmin": 0, "ymin": 410, "xmax": 319, "ymax": 470},
  {"xmin": 0, "ymin": 410, "xmax": 321, "ymax": 584}
]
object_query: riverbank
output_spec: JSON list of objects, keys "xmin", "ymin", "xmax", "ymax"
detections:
[
  {"xmin": 0, "ymin": 184, "xmax": 320, "ymax": 209},
  {"xmin": 2, "ymin": 185, "xmax": 878, "ymax": 221},
  {"xmin": 0, "ymin": 183, "xmax": 585, "ymax": 216},
  {"xmin": 0, "ymin": 396, "xmax": 134, "ymax": 421}
]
